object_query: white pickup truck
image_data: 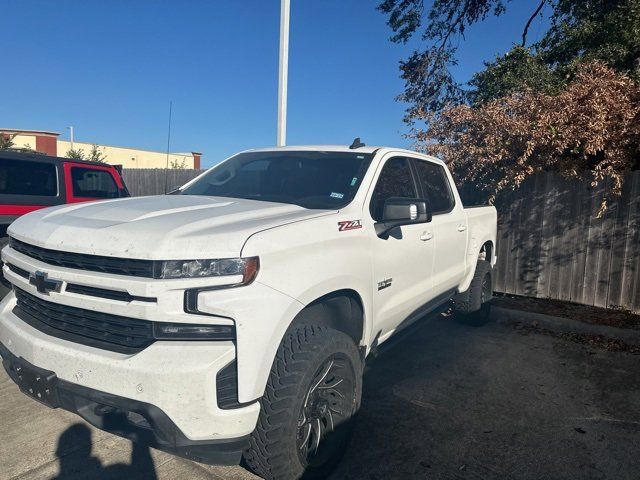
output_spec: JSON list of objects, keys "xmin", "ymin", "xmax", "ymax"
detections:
[{"xmin": 0, "ymin": 144, "xmax": 496, "ymax": 480}]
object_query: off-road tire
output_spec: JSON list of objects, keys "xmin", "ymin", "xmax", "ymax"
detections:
[
  {"xmin": 454, "ymin": 260, "xmax": 492, "ymax": 319},
  {"xmin": 243, "ymin": 325, "xmax": 362, "ymax": 480}
]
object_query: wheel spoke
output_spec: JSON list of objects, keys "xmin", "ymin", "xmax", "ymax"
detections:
[
  {"xmin": 296, "ymin": 354, "xmax": 353, "ymax": 463},
  {"xmin": 327, "ymin": 409, "xmax": 334, "ymax": 431},
  {"xmin": 312, "ymin": 418, "xmax": 322, "ymax": 454},
  {"xmin": 318, "ymin": 378, "xmax": 343, "ymax": 390},
  {"xmin": 299, "ymin": 422, "xmax": 312, "ymax": 452},
  {"xmin": 305, "ymin": 359, "xmax": 334, "ymax": 407},
  {"xmin": 329, "ymin": 406, "xmax": 344, "ymax": 416}
]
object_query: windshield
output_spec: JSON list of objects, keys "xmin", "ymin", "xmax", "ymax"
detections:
[{"xmin": 180, "ymin": 151, "xmax": 374, "ymax": 209}]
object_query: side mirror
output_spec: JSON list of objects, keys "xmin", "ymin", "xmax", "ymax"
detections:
[{"xmin": 375, "ymin": 197, "xmax": 431, "ymax": 238}]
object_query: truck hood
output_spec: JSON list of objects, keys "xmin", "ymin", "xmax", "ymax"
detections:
[{"xmin": 8, "ymin": 195, "xmax": 334, "ymax": 259}]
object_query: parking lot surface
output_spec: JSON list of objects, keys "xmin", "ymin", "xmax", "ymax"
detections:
[{"xmin": 2, "ymin": 307, "xmax": 639, "ymax": 480}]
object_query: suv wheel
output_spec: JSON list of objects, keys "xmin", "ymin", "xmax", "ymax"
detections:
[{"xmin": 243, "ymin": 325, "xmax": 362, "ymax": 480}]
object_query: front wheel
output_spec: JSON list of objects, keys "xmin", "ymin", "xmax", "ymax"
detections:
[{"xmin": 243, "ymin": 325, "xmax": 362, "ymax": 480}]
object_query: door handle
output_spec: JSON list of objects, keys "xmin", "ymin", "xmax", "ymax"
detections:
[
  {"xmin": 420, "ymin": 231, "xmax": 433, "ymax": 241},
  {"xmin": 457, "ymin": 225, "xmax": 467, "ymax": 232}
]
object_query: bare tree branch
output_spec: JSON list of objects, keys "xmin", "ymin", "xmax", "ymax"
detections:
[{"xmin": 521, "ymin": 0, "xmax": 546, "ymax": 47}]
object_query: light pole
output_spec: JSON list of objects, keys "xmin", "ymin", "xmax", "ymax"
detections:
[
  {"xmin": 67, "ymin": 126, "xmax": 74, "ymax": 150},
  {"xmin": 277, "ymin": 0, "xmax": 290, "ymax": 147}
]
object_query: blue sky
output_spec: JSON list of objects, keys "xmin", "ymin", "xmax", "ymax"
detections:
[{"xmin": 1, "ymin": 1, "xmax": 550, "ymax": 168}]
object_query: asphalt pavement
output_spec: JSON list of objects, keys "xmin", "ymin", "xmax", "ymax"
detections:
[{"xmin": 1, "ymin": 304, "xmax": 639, "ymax": 480}]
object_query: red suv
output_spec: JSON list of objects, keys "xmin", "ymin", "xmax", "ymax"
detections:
[{"xmin": 0, "ymin": 150, "xmax": 129, "ymax": 255}]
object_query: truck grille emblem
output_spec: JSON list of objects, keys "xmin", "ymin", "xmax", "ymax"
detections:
[{"xmin": 29, "ymin": 271, "xmax": 62, "ymax": 295}]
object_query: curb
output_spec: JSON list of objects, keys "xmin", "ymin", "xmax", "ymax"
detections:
[{"xmin": 491, "ymin": 306, "xmax": 640, "ymax": 345}]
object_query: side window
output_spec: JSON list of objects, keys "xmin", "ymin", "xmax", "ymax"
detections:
[
  {"xmin": 369, "ymin": 157, "xmax": 417, "ymax": 221},
  {"xmin": 71, "ymin": 167, "xmax": 118, "ymax": 199},
  {"xmin": 0, "ymin": 159, "xmax": 57, "ymax": 196},
  {"xmin": 413, "ymin": 160, "xmax": 455, "ymax": 214}
]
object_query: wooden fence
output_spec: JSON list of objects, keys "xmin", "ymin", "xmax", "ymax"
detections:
[
  {"xmin": 121, "ymin": 168, "xmax": 640, "ymax": 313},
  {"xmin": 491, "ymin": 171, "xmax": 640, "ymax": 313},
  {"xmin": 121, "ymin": 169, "xmax": 204, "ymax": 196}
]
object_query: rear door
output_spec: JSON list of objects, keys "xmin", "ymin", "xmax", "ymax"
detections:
[
  {"xmin": 411, "ymin": 157, "xmax": 467, "ymax": 296},
  {"xmin": 367, "ymin": 155, "xmax": 435, "ymax": 340},
  {"xmin": 0, "ymin": 156, "xmax": 63, "ymax": 224},
  {"xmin": 63, "ymin": 162, "xmax": 126, "ymax": 203}
]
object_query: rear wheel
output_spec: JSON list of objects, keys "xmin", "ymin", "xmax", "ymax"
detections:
[
  {"xmin": 454, "ymin": 260, "xmax": 492, "ymax": 322},
  {"xmin": 243, "ymin": 325, "xmax": 362, "ymax": 480}
]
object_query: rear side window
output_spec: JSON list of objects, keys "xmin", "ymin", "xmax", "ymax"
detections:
[
  {"xmin": 0, "ymin": 159, "xmax": 57, "ymax": 196},
  {"xmin": 413, "ymin": 160, "xmax": 455, "ymax": 214},
  {"xmin": 369, "ymin": 157, "xmax": 418, "ymax": 221},
  {"xmin": 71, "ymin": 167, "xmax": 118, "ymax": 198}
]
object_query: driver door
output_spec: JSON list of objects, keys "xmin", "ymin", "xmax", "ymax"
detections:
[{"xmin": 367, "ymin": 156, "xmax": 435, "ymax": 341}]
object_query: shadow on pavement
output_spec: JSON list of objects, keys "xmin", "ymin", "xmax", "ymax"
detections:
[{"xmin": 53, "ymin": 423, "xmax": 157, "ymax": 480}]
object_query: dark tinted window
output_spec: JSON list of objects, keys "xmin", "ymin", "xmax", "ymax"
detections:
[
  {"xmin": 414, "ymin": 160, "xmax": 454, "ymax": 214},
  {"xmin": 369, "ymin": 157, "xmax": 417, "ymax": 221},
  {"xmin": 71, "ymin": 167, "xmax": 118, "ymax": 198},
  {"xmin": 181, "ymin": 151, "xmax": 373, "ymax": 209},
  {"xmin": 0, "ymin": 159, "xmax": 57, "ymax": 196}
]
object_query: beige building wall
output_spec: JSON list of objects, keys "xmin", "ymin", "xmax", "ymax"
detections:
[
  {"xmin": 56, "ymin": 141, "xmax": 197, "ymax": 169},
  {"xmin": 10, "ymin": 134, "xmax": 37, "ymax": 150}
]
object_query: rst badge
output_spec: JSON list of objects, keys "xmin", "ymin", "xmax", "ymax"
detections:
[{"xmin": 338, "ymin": 220, "xmax": 362, "ymax": 231}]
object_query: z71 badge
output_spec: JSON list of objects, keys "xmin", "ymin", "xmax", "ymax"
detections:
[{"xmin": 338, "ymin": 220, "xmax": 362, "ymax": 231}]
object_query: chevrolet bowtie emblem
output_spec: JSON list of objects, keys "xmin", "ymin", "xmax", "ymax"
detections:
[{"xmin": 29, "ymin": 271, "xmax": 62, "ymax": 295}]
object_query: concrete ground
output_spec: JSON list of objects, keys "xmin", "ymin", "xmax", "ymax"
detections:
[{"xmin": 1, "ymin": 307, "xmax": 639, "ymax": 480}]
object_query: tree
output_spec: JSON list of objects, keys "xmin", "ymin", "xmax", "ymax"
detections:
[
  {"xmin": 170, "ymin": 158, "xmax": 187, "ymax": 169},
  {"xmin": 65, "ymin": 144, "xmax": 107, "ymax": 162},
  {"xmin": 378, "ymin": 0, "xmax": 640, "ymax": 211},
  {"xmin": 87, "ymin": 144, "xmax": 107, "ymax": 163},
  {"xmin": 65, "ymin": 148, "xmax": 85, "ymax": 160},
  {"xmin": 0, "ymin": 134, "xmax": 16, "ymax": 150},
  {"xmin": 377, "ymin": 0, "xmax": 510, "ymax": 119},
  {"xmin": 421, "ymin": 63, "xmax": 640, "ymax": 214}
]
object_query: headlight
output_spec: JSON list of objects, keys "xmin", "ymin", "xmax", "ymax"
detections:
[{"xmin": 159, "ymin": 257, "xmax": 259, "ymax": 283}]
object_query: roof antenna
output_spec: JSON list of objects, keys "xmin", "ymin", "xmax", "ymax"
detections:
[{"xmin": 349, "ymin": 137, "xmax": 365, "ymax": 149}]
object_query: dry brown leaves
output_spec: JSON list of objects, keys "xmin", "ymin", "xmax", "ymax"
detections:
[{"xmin": 413, "ymin": 62, "xmax": 640, "ymax": 213}]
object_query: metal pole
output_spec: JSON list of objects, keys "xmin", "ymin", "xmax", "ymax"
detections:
[
  {"xmin": 277, "ymin": 0, "xmax": 290, "ymax": 147},
  {"xmin": 68, "ymin": 126, "xmax": 74, "ymax": 150}
]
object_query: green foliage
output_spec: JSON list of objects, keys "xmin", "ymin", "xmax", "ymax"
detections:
[
  {"xmin": 469, "ymin": 46, "xmax": 561, "ymax": 104},
  {"xmin": 87, "ymin": 144, "xmax": 107, "ymax": 163},
  {"xmin": 65, "ymin": 144, "xmax": 107, "ymax": 162},
  {"xmin": 65, "ymin": 148, "xmax": 85, "ymax": 160},
  {"xmin": 0, "ymin": 134, "xmax": 16, "ymax": 150},
  {"xmin": 539, "ymin": 0, "xmax": 640, "ymax": 80},
  {"xmin": 170, "ymin": 158, "xmax": 188, "ymax": 169},
  {"xmin": 377, "ymin": 0, "xmax": 510, "ymax": 118},
  {"xmin": 378, "ymin": 0, "xmax": 640, "ymax": 116}
]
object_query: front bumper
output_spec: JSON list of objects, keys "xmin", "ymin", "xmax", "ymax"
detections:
[
  {"xmin": 0, "ymin": 340, "xmax": 249, "ymax": 465},
  {"xmin": 0, "ymin": 292, "xmax": 260, "ymax": 444}
]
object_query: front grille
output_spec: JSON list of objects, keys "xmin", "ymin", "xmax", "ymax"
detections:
[
  {"xmin": 10, "ymin": 238, "xmax": 158, "ymax": 278},
  {"xmin": 13, "ymin": 288, "xmax": 155, "ymax": 353},
  {"xmin": 65, "ymin": 283, "xmax": 157, "ymax": 303},
  {"xmin": 6, "ymin": 263, "xmax": 29, "ymax": 279}
]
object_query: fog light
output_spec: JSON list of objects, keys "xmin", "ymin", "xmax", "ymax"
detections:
[{"xmin": 152, "ymin": 322, "xmax": 235, "ymax": 340}]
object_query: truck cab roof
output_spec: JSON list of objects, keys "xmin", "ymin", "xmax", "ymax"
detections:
[{"xmin": 246, "ymin": 145, "xmax": 446, "ymax": 166}]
